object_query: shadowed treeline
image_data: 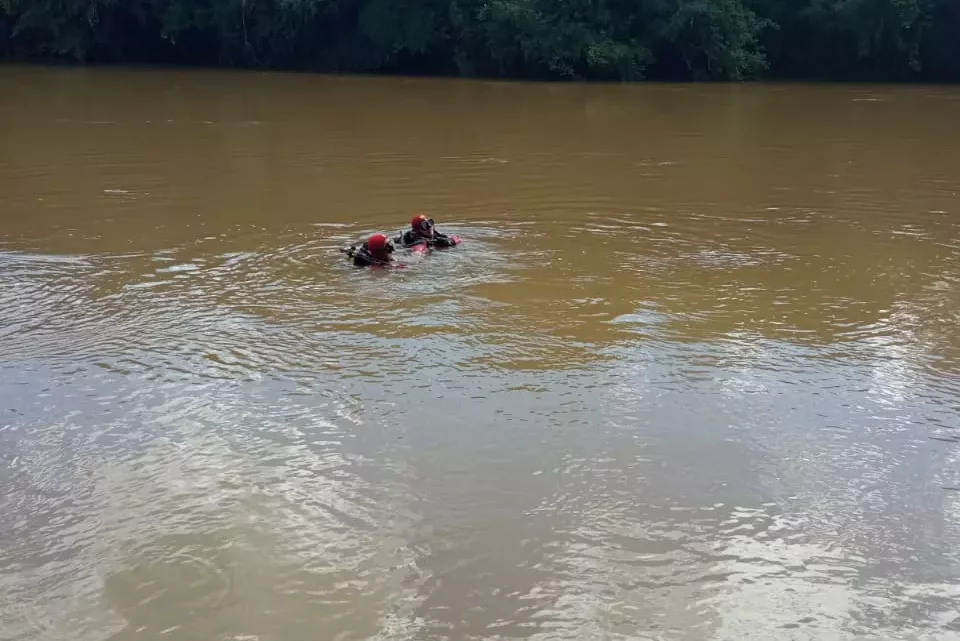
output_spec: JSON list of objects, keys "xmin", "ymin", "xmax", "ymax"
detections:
[{"xmin": 1, "ymin": 0, "xmax": 959, "ymax": 81}]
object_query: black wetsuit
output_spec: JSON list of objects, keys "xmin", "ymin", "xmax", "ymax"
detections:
[
  {"xmin": 395, "ymin": 230, "xmax": 457, "ymax": 248},
  {"xmin": 346, "ymin": 244, "xmax": 392, "ymax": 267}
]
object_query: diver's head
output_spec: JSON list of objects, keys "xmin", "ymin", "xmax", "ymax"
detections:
[
  {"xmin": 411, "ymin": 214, "xmax": 436, "ymax": 239},
  {"xmin": 367, "ymin": 233, "xmax": 394, "ymax": 259}
]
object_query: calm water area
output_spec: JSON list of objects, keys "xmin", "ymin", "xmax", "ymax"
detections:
[{"xmin": 1, "ymin": 66, "xmax": 960, "ymax": 640}]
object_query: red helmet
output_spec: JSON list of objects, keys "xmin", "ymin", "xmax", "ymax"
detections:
[
  {"xmin": 367, "ymin": 233, "xmax": 392, "ymax": 257},
  {"xmin": 411, "ymin": 214, "xmax": 435, "ymax": 237}
]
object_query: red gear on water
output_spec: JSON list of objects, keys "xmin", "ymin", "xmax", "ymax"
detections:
[
  {"xmin": 411, "ymin": 214, "xmax": 435, "ymax": 237},
  {"xmin": 367, "ymin": 233, "xmax": 391, "ymax": 257}
]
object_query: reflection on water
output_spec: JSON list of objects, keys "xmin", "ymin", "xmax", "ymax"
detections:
[{"xmin": 1, "ymin": 66, "xmax": 959, "ymax": 640}]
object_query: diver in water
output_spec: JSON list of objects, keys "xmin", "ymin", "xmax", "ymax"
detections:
[
  {"xmin": 395, "ymin": 214, "xmax": 457, "ymax": 249},
  {"xmin": 343, "ymin": 233, "xmax": 395, "ymax": 267}
]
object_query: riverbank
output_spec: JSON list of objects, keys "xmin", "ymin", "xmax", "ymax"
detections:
[{"xmin": 2, "ymin": 0, "xmax": 959, "ymax": 83}]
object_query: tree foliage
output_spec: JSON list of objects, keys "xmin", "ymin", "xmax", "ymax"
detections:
[{"xmin": 0, "ymin": 0, "xmax": 957, "ymax": 80}]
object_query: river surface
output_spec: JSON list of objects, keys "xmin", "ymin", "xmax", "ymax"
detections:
[{"xmin": 1, "ymin": 66, "xmax": 960, "ymax": 640}]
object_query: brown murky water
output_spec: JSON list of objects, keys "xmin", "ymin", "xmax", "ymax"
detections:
[{"xmin": 2, "ymin": 66, "xmax": 960, "ymax": 640}]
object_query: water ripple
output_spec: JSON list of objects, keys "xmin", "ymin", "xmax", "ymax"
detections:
[{"xmin": 3, "ymin": 71, "xmax": 960, "ymax": 641}]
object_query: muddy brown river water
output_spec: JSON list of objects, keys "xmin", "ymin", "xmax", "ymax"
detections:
[{"xmin": 1, "ymin": 66, "xmax": 960, "ymax": 640}]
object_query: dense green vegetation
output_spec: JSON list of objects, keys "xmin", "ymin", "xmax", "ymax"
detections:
[{"xmin": 1, "ymin": 0, "xmax": 958, "ymax": 80}]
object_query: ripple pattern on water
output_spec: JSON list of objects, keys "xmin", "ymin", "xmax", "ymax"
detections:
[{"xmin": 2, "ymin": 70, "xmax": 960, "ymax": 641}]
